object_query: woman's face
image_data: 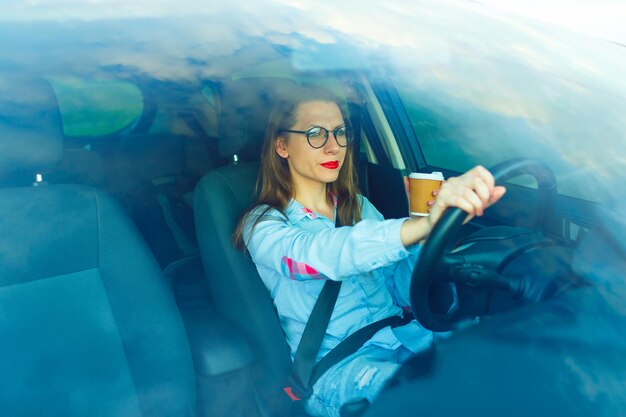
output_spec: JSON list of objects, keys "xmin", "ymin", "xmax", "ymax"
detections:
[{"xmin": 275, "ymin": 100, "xmax": 347, "ymax": 191}]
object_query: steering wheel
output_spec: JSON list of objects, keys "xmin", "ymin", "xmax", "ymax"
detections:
[{"xmin": 409, "ymin": 158, "xmax": 558, "ymax": 332}]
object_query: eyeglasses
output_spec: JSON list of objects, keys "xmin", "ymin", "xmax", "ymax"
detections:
[{"xmin": 281, "ymin": 125, "xmax": 354, "ymax": 149}]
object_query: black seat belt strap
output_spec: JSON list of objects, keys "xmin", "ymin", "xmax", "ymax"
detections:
[
  {"xmin": 285, "ymin": 279, "xmax": 342, "ymax": 401},
  {"xmin": 285, "ymin": 310, "xmax": 411, "ymax": 400},
  {"xmin": 284, "ymin": 214, "xmax": 344, "ymax": 401},
  {"xmin": 309, "ymin": 314, "xmax": 411, "ymax": 388}
]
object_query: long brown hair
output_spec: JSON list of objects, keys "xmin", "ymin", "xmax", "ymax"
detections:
[{"xmin": 233, "ymin": 85, "xmax": 362, "ymax": 250}]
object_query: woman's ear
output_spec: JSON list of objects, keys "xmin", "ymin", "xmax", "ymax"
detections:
[{"xmin": 275, "ymin": 136, "xmax": 289, "ymax": 159}]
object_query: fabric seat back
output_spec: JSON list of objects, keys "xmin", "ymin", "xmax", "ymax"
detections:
[
  {"xmin": 0, "ymin": 77, "xmax": 196, "ymax": 417},
  {"xmin": 194, "ymin": 162, "xmax": 293, "ymax": 412},
  {"xmin": 193, "ymin": 74, "xmax": 307, "ymax": 414}
]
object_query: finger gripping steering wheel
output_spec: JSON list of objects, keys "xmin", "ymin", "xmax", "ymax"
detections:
[{"xmin": 409, "ymin": 158, "xmax": 557, "ymax": 332}]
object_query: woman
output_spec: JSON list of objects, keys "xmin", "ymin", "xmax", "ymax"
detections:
[{"xmin": 233, "ymin": 85, "xmax": 506, "ymax": 417}]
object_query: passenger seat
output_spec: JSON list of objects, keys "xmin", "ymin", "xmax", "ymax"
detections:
[{"xmin": 0, "ymin": 78, "xmax": 196, "ymax": 417}]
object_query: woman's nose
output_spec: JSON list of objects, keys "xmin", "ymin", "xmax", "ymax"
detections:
[{"xmin": 323, "ymin": 134, "xmax": 340, "ymax": 153}]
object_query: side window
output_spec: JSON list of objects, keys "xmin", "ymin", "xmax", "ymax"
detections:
[
  {"xmin": 49, "ymin": 78, "xmax": 143, "ymax": 137},
  {"xmin": 394, "ymin": 74, "xmax": 518, "ymax": 174},
  {"xmin": 353, "ymin": 80, "xmax": 410, "ymax": 218},
  {"xmin": 355, "ymin": 80, "xmax": 405, "ymax": 171},
  {"xmin": 359, "ymin": 132, "xmax": 378, "ymax": 165},
  {"xmin": 391, "ymin": 59, "xmax": 625, "ymax": 202},
  {"xmin": 197, "ymin": 85, "xmax": 220, "ymax": 137},
  {"xmin": 201, "ymin": 85, "xmax": 217, "ymax": 108}
]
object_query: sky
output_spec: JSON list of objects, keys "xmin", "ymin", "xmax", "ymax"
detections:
[
  {"xmin": 478, "ymin": 0, "xmax": 626, "ymax": 45},
  {"xmin": 2, "ymin": 0, "xmax": 624, "ymax": 47}
]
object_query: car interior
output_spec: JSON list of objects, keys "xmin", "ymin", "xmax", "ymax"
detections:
[
  {"xmin": 1, "ymin": 56, "xmax": 618, "ymax": 417},
  {"xmin": 0, "ymin": 69, "xmax": 413, "ymax": 416}
]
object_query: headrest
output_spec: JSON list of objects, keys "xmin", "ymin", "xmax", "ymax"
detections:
[
  {"xmin": 218, "ymin": 77, "xmax": 298, "ymax": 162},
  {"xmin": 0, "ymin": 77, "xmax": 64, "ymax": 177}
]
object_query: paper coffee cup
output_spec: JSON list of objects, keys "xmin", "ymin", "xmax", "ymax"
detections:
[{"xmin": 409, "ymin": 172, "xmax": 445, "ymax": 216}]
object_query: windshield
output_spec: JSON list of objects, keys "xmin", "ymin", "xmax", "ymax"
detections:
[{"xmin": 1, "ymin": 2, "xmax": 626, "ymax": 415}]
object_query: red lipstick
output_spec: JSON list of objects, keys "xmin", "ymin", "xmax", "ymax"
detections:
[{"xmin": 320, "ymin": 161, "xmax": 339, "ymax": 169}]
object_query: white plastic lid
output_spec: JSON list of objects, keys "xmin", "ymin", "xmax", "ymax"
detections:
[{"xmin": 409, "ymin": 171, "xmax": 444, "ymax": 180}]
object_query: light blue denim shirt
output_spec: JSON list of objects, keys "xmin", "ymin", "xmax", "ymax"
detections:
[{"xmin": 243, "ymin": 195, "xmax": 435, "ymax": 361}]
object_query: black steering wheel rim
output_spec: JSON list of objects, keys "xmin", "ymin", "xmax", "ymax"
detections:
[{"xmin": 409, "ymin": 158, "xmax": 558, "ymax": 332}]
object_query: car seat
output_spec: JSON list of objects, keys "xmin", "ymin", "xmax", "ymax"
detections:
[
  {"xmin": 0, "ymin": 78, "xmax": 196, "ymax": 417},
  {"xmin": 194, "ymin": 77, "xmax": 297, "ymax": 415}
]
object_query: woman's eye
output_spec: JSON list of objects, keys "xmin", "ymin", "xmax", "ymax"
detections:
[
  {"xmin": 308, "ymin": 128, "xmax": 322, "ymax": 137},
  {"xmin": 335, "ymin": 127, "xmax": 346, "ymax": 137}
]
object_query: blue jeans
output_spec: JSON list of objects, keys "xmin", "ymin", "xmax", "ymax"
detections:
[{"xmin": 304, "ymin": 345, "xmax": 414, "ymax": 417}]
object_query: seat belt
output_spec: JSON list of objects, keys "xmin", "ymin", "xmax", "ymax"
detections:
[
  {"xmin": 308, "ymin": 314, "xmax": 410, "ymax": 388},
  {"xmin": 283, "ymin": 278, "xmax": 342, "ymax": 401},
  {"xmin": 283, "ymin": 214, "xmax": 412, "ymax": 401}
]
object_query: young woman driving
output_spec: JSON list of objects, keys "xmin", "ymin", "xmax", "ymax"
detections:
[{"xmin": 233, "ymin": 86, "xmax": 506, "ymax": 417}]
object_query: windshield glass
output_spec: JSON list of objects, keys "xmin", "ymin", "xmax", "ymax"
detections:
[{"xmin": 2, "ymin": 1, "xmax": 626, "ymax": 416}]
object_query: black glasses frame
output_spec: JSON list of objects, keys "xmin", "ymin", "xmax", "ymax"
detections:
[{"xmin": 280, "ymin": 125, "xmax": 354, "ymax": 149}]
